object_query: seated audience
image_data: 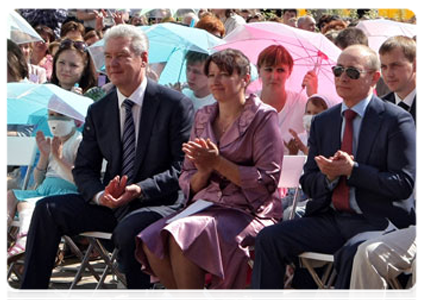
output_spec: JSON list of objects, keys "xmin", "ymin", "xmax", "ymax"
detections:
[
  {"xmin": 297, "ymin": 15, "xmax": 316, "ymax": 32},
  {"xmin": 60, "ymin": 20, "xmax": 85, "ymax": 40},
  {"xmin": 31, "ymin": 25, "xmax": 56, "ymax": 80},
  {"xmin": 285, "ymin": 94, "xmax": 329, "ymax": 155},
  {"xmin": 195, "ymin": 13, "xmax": 226, "ymax": 38},
  {"xmin": 210, "ymin": 9, "xmax": 245, "ymax": 36},
  {"xmin": 20, "ymin": 24, "xmax": 194, "ymax": 289},
  {"xmin": 7, "ymin": 39, "xmax": 29, "ymax": 83},
  {"xmin": 50, "ymin": 38, "xmax": 97, "ymax": 94},
  {"xmin": 181, "ymin": 51, "xmax": 216, "ymax": 111},
  {"xmin": 335, "ymin": 27, "xmax": 368, "ymax": 50},
  {"xmin": 7, "ymin": 110, "xmax": 82, "ymax": 259},
  {"xmin": 83, "ymin": 29, "xmax": 102, "ymax": 46},
  {"xmin": 256, "ymin": 45, "xmax": 316, "ymax": 154},
  {"xmin": 7, "ymin": 39, "xmax": 39, "ymax": 137},
  {"xmin": 251, "ymin": 45, "xmax": 415, "ymax": 289},
  {"xmin": 246, "ymin": 13, "xmax": 265, "ymax": 23},
  {"xmin": 321, "ymin": 19, "xmax": 348, "ymax": 34},
  {"xmin": 135, "ymin": 49, "xmax": 284, "ymax": 289},
  {"xmin": 379, "ymin": 35, "xmax": 416, "ymax": 122},
  {"xmin": 281, "ymin": 9, "xmax": 298, "ymax": 26},
  {"xmin": 129, "ymin": 12, "xmax": 148, "ymax": 26},
  {"xmin": 19, "ymin": 43, "xmax": 47, "ymax": 84},
  {"xmin": 350, "ymin": 225, "xmax": 416, "ymax": 289},
  {"xmin": 182, "ymin": 12, "xmax": 199, "ymax": 27}
]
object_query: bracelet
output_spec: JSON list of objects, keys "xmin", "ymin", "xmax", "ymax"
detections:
[{"xmin": 35, "ymin": 166, "xmax": 47, "ymax": 173}]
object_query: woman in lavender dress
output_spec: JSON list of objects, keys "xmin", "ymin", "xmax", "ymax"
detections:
[{"xmin": 135, "ymin": 49, "xmax": 284, "ymax": 289}]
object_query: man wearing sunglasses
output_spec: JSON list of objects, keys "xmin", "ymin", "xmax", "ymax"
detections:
[
  {"xmin": 21, "ymin": 24, "xmax": 194, "ymax": 289},
  {"xmin": 252, "ymin": 45, "xmax": 415, "ymax": 289},
  {"xmin": 346, "ymin": 36, "xmax": 417, "ymax": 289}
]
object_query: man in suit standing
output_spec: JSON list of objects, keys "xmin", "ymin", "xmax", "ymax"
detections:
[
  {"xmin": 251, "ymin": 45, "xmax": 415, "ymax": 289},
  {"xmin": 379, "ymin": 36, "xmax": 416, "ymax": 122},
  {"xmin": 21, "ymin": 24, "xmax": 194, "ymax": 289}
]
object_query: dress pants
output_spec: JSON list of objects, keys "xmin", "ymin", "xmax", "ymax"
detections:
[
  {"xmin": 349, "ymin": 226, "xmax": 416, "ymax": 289},
  {"xmin": 21, "ymin": 193, "xmax": 161, "ymax": 289},
  {"xmin": 251, "ymin": 209, "xmax": 386, "ymax": 289}
]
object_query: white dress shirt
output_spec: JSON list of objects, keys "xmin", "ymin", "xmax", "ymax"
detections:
[
  {"xmin": 116, "ymin": 78, "xmax": 148, "ymax": 147},
  {"xmin": 394, "ymin": 88, "xmax": 416, "ymax": 108}
]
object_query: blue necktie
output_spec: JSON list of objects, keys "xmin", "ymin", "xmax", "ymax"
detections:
[{"xmin": 121, "ymin": 99, "xmax": 136, "ymax": 184}]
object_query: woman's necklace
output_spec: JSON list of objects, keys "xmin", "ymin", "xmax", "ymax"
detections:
[
  {"xmin": 217, "ymin": 110, "xmax": 243, "ymax": 134},
  {"xmin": 220, "ymin": 121, "xmax": 231, "ymax": 134}
]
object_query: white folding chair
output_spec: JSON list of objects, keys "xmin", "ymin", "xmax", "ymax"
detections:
[
  {"xmin": 7, "ymin": 136, "xmax": 37, "ymax": 190},
  {"xmin": 388, "ymin": 276, "xmax": 412, "ymax": 300},
  {"xmin": 278, "ymin": 155, "xmax": 307, "ymax": 220},
  {"xmin": 61, "ymin": 161, "xmax": 126, "ymax": 289},
  {"xmin": 64, "ymin": 231, "xmax": 126, "ymax": 289},
  {"xmin": 7, "ymin": 137, "xmax": 38, "ymax": 283},
  {"xmin": 297, "ymin": 252, "xmax": 336, "ymax": 289},
  {"xmin": 279, "ymin": 155, "xmax": 335, "ymax": 300}
]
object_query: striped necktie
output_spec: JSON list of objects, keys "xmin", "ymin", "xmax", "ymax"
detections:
[{"xmin": 121, "ymin": 99, "xmax": 136, "ymax": 184}]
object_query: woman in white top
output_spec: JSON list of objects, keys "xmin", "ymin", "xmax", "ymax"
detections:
[
  {"xmin": 257, "ymin": 45, "xmax": 317, "ymax": 154},
  {"xmin": 19, "ymin": 43, "xmax": 47, "ymax": 84}
]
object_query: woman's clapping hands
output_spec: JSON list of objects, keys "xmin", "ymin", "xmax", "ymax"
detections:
[{"xmin": 182, "ymin": 138, "xmax": 220, "ymax": 174}]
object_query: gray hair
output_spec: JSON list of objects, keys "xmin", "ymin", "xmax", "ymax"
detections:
[
  {"xmin": 297, "ymin": 15, "xmax": 315, "ymax": 27},
  {"xmin": 103, "ymin": 24, "xmax": 149, "ymax": 55},
  {"xmin": 344, "ymin": 44, "xmax": 381, "ymax": 71}
]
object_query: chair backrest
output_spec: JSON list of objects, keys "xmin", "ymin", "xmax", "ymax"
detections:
[
  {"xmin": 7, "ymin": 136, "xmax": 37, "ymax": 189},
  {"xmin": 7, "ymin": 136, "xmax": 37, "ymax": 166},
  {"xmin": 278, "ymin": 155, "xmax": 307, "ymax": 189}
]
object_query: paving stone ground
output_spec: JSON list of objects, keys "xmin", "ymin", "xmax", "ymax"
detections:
[{"xmin": 5, "ymin": 260, "xmax": 295, "ymax": 300}]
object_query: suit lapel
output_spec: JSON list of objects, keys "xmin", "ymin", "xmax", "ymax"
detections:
[
  {"xmin": 384, "ymin": 92, "xmax": 395, "ymax": 104},
  {"xmin": 410, "ymin": 88, "xmax": 420, "ymax": 120},
  {"xmin": 103, "ymin": 90, "xmax": 122, "ymax": 175},
  {"xmin": 326, "ymin": 105, "xmax": 342, "ymax": 155},
  {"xmin": 133, "ymin": 81, "xmax": 161, "ymax": 176},
  {"xmin": 355, "ymin": 96, "xmax": 384, "ymax": 163},
  {"xmin": 333, "ymin": 106, "xmax": 343, "ymax": 153}
]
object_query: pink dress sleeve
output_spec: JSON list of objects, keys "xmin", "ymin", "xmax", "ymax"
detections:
[{"xmin": 238, "ymin": 111, "xmax": 284, "ymax": 210}]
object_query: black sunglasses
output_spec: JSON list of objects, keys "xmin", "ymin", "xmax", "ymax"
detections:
[
  {"xmin": 59, "ymin": 39, "xmax": 87, "ymax": 52},
  {"xmin": 332, "ymin": 65, "xmax": 370, "ymax": 80}
]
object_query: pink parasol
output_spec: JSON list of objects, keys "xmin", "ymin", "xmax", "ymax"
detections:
[
  {"xmin": 356, "ymin": 19, "xmax": 417, "ymax": 52},
  {"xmin": 213, "ymin": 22, "xmax": 343, "ymax": 107}
]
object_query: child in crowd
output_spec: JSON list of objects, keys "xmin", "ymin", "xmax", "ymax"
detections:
[
  {"xmin": 7, "ymin": 110, "xmax": 82, "ymax": 259},
  {"xmin": 285, "ymin": 94, "xmax": 329, "ymax": 155}
]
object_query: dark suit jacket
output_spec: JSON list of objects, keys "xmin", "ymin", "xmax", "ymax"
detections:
[
  {"xmin": 300, "ymin": 95, "xmax": 416, "ymax": 229},
  {"xmin": 73, "ymin": 80, "xmax": 194, "ymax": 218},
  {"xmin": 383, "ymin": 91, "xmax": 416, "ymax": 123}
]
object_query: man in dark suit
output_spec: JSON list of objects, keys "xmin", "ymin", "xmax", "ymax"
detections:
[
  {"xmin": 21, "ymin": 24, "xmax": 194, "ymax": 289},
  {"xmin": 251, "ymin": 45, "xmax": 415, "ymax": 289},
  {"xmin": 379, "ymin": 36, "xmax": 416, "ymax": 122}
]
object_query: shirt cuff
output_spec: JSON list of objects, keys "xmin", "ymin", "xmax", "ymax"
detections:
[
  {"xmin": 93, "ymin": 191, "xmax": 104, "ymax": 205},
  {"xmin": 347, "ymin": 162, "xmax": 359, "ymax": 180},
  {"xmin": 325, "ymin": 176, "xmax": 339, "ymax": 191}
]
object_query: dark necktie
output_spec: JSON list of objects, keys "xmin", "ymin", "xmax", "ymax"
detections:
[
  {"xmin": 398, "ymin": 101, "xmax": 410, "ymax": 112},
  {"xmin": 121, "ymin": 99, "xmax": 136, "ymax": 184},
  {"xmin": 332, "ymin": 109, "xmax": 357, "ymax": 212}
]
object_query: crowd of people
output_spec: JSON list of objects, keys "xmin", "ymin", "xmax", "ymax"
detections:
[{"xmin": 7, "ymin": 8, "xmax": 416, "ymax": 291}]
